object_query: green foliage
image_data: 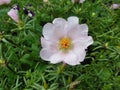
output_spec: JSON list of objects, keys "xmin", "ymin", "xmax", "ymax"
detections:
[{"xmin": 0, "ymin": 0, "xmax": 120, "ymax": 90}]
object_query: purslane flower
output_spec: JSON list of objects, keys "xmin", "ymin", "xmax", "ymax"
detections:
[
  {"xmin": 71, "ymin": 0, "xmax": 85, "ymax": 4},
  {"xmin": 0, "ymin": 0, "xmax": 11, "ymax": 5},
  {"xmin": 7, "ymin": 7, "xmax": 19, "ymax": 23},
  {"xmin": 40, "ymin": 16, "xmax": 93, "ymax": 66},
  {"xmin": 110, "ymin": 4, "xmax": 120, "ymax": 9}
]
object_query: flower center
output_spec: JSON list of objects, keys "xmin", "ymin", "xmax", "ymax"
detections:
[{"xmin": 59, "ymin": 37, "xmax": 72, "ymax": 51}]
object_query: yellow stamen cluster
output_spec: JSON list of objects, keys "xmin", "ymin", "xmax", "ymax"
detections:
[{"xmin": 59, "ymin": 37, "xmax": 72, "ymax": 51}]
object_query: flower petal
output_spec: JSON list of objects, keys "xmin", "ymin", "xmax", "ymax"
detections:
[
  {"xmin": 64, "ymin": 51, "xmax": 80, "ymax": 66},
  {"xmin": 0, "ymin": 0, "xmax": 11, "ymax": 5},
  {"xmin": 53, "ymin": 18, "xmax": 66, "ymax": 26},
  {"xmin": 68, "ymin": 24, "xmax": 88, "ymax": 40},
  {"xmin": 73, "ymin": 36, "xmax": 93, "ymax": 49},
  {"xmin": 72, "ymin": 46, "xmax": 86, "ymax": 62},
  {"xmin": 64, "ymin": 16, "xmax": 79, "ymax": 33},
  {"xmin": 110, "ymin": 4, "xmax": 120, "ymax": 9},
  {"xmin": 67, "ymin": 16, "xmax": 79, "ymax": 25},
  {"xmin": 7, "ymin": 9, "xmax": 19, "ymax": 23},
  {"xmin": 41, "ymin": 37, "xmax": 58, "ymax": 53},
  {"xmin": 40, "ymin": 48, "xmax": 56, "ymax": 61},
  {"xmin": 53, "ymin": 18, "xmax": 68, "ymax": 38},
  {"xmin": 43, "ymin": 23, "xmax": 55, "ymax": 40},
  {"xmin": 41, "ymin": 37, "xmax": 54, "ymax": 48},
  {"xmin": 43, "ymin": 22, "xmax": 67, "ymax": 41},
  {"xmin": 49, "ymin": 51, "xmax": 63, "ymax": 64}
]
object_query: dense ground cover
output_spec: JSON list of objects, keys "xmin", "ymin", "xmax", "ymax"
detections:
[{"xmin": 0, "ymin": 0, "xmax": 120, "ymax": 90}]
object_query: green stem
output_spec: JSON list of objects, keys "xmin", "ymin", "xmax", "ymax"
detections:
[
  {"xmin": 0, "ymin": 43, "xmax": 20, "ymax": 75},
  {"xmin": 57, "ymin": 63, "xmax": 66, "ymax": 74}
]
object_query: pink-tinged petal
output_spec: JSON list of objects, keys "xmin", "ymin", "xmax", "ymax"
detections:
[
  {"xmin": 79, "ymin": 24, "xmax": 88, "ymax": 33},
  {"xmin": 53, "ymin": 18, "xmax": 66, "ymax": 26},
  {"xmin": 110, "ymin": 4, "xmax": 120, "ymax": 9},
  {"xmin": 41, "ymin": 37, "xmax": 58, "ymax": 51},
  {"xmin": 43, "ymin": 22, "xmax": 67, "ymax": 41},
  {"xmin": 50, "ymin": 51, "xmax": 63, "ymax": 64},
  {"xmin": 53, "ymin": 18, "xmax": 68, "ymax": 38},
  {"xmin": 43, "ymin": 23, "xmax": 55, "ymax": 40},
  {"xmin": 40, "ymin": 48, "xmax": 56, "ymax": 61},
  {"xmin": 64, "ymin": 51, "xmax": 80, "ymax": 66},
  {"xmin": 7, "ymin": 9, "xmax": 19, "ymax": 23},
  {"xmin": 64, "ymin": 21, "xmax": 80, "ymax": 34},
  {"xmin": 67, "ymin": 16, "xmax": 79, "ymax": 25},
  {"xmin": 0, "ymin": 0, "xmax": 11, "ymax": 5},
  {"xmin": 53, "ymin": 28, "xmax": 66, "ymax": 40},
  {"xmin": 73, "ymin": 36, "xmax": 93, "ymax": 49},
  {"xmin": 73, "ymin": 47, "xmax": 86, "ymax": 62},
  {"xmin": 68, "ymin": 24, "xmax": 88, "ymax": 39},
  {"xmin": 41, "ymin": 37, "xmax": 53, "ymax": 48}
]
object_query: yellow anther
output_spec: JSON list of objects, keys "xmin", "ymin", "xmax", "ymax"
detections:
[{"xmin": 59, "ymin": 37, "xmax": 72, "ymax": 51}]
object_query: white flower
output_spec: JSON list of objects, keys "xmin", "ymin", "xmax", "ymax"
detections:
[
  {"xmin": 7, "ymin": 8, "xmax": 19, "ymax": 23},
  {"xmin": 0, "ymin": 0, "xmax": 11, "ymax": 5},
  {"xmin": 40, "ymin": 16, "xmax": 93, "ymax": 66},
  {"xmin": 71, "ymin": 0, "xmax": 85, "ymax": 4},
  {"xmin": 110, "ymin": 4, "xmax": 120, "ymax": 9}
]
